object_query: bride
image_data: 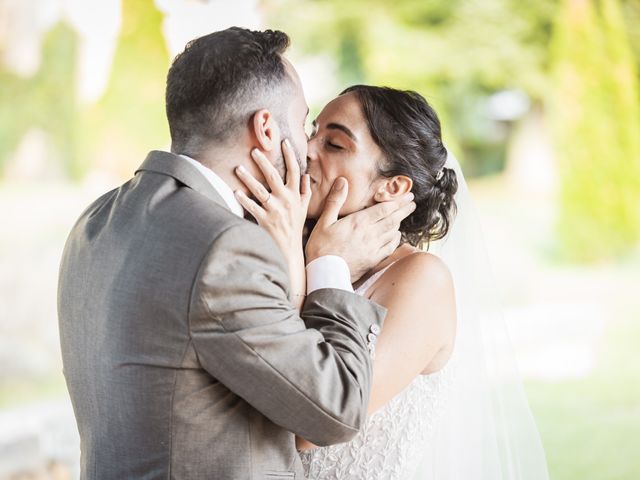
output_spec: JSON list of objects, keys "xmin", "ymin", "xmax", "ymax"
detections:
[{"xmin": 235, "ymin": 85, "xmax": 549, "ymax": 480}]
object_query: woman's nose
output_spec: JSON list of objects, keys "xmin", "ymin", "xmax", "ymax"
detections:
[{"xmin": 306, "ymin": 136, "xmax": 319, "ymax": 163}]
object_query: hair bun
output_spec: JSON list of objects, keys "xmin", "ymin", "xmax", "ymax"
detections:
[{"xmin": 438, "ymin": 167, "xmax": 457, "ymax": 195}]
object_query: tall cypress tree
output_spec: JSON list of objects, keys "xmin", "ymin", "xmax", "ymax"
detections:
[
  {"xmin": 550, "ymin": 0, "xmax": 640, "ymax": 261},
  {"xmin": 600, "ymin": 0, "xmax": 640, "ymax": 243}
]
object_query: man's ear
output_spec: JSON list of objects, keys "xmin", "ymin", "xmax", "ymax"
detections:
[
  {"xmin": 250, "ymin": 109, "xmax": 279, "ymax": 152},
  {"xmin": 373, "ymin": 175, "xmax": 413, "ymax": 202}
]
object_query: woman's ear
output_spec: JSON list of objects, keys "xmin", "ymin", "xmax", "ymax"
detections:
[
  {"xmin": 250, "ymin": 109, "xmax": 280, "ymax": 152},
  {"xmin": 373, "ymin": 175, "xmax": 413, "ymax": 202}
]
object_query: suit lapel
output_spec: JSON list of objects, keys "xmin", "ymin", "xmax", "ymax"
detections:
[{"xmin": 136, "ymin": 150, "xmax": 228, "ymax": 210}]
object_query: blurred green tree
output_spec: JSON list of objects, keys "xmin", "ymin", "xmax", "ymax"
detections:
[
  {"xmin": 270, "ymin": 0, "xmax": 640, "ymax": 261},
  {"xmin": 0, "ymin": 0, "xmax": 170, "ymax": 180},
  {"xmin": 550, "ymin": 0, "xmax": 640, "ymax": 261},
  {"xmin": 0, "ymin": 23, "xmax": 81, "ymax": 178},
  {"xmin": 621, "ymin": 0, "xmax": 640, "ymax": 80},
  {"xmin": 266, "ymin": 0, "xmax": 559, "ymax": 175},
  {"xmin": 81, "ymin": 0, "xmax": 170, "ymax": 178}
]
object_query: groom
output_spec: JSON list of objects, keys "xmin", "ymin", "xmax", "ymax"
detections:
[{"xmin": 58, "ymin": 28, "xmax": 414, "ymax": 479}]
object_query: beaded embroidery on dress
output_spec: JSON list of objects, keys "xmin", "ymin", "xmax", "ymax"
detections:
[{"xmin": 299, "ymin": 264, "xmax": 453, "ymax": 480}]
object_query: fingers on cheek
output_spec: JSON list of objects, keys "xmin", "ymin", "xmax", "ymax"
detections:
[
  {"xmin": 239, "ymin": 197, "xmax": 252, "ymax": 213},
  {"xmin": 269, "ymin": 171, "xmax": 281, "ymax": 185},
  {"xmin": 235, "ymin": 191, "xmax": 255, "ymax": 211}
]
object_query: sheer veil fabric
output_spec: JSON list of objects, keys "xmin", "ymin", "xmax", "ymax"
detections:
[{"xmin": 414, "ymin": 150, "xmax": 550, "ymax": 479}]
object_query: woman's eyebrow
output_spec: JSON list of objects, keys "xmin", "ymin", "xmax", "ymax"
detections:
[{"xmin": 313, "ymin": 119, "xmax": 357, "ymax": 143}]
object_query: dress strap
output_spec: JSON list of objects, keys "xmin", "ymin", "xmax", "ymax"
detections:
[{"xmin": 354, "ymin": 260, "xmax": 399, "ymax": 296}]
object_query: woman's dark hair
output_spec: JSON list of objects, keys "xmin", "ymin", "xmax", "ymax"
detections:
[
  {"xmin": 341, "ymin": 85, "xmax": 458, "ymax": 248},
  {"xmin": 166, "ymin": 27, "xmax": 291, "ymax": 156}
]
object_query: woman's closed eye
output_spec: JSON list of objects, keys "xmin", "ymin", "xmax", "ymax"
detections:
[{"xmin": 325, "ymin": 139, "xmax": 344, "ymax": 151}]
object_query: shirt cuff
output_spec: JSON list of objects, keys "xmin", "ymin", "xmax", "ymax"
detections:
[{"xmin": 306, "ymin": 255, "xmax": 354, "ymax": 294}]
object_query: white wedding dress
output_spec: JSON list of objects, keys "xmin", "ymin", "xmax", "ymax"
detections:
[
  {"xmin": 299, "ymin": 265, "xmax": 453, "ymax": 480},
  {"xmin": 302, "ymin": 150, "xmax": 549, "ymax": 480}
]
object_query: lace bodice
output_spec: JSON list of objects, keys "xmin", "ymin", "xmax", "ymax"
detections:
[
  {"xmin": 300, "ymin": 369, "xmax": 450, "ymax": 480},
  {"xmin": 299, "ymin": 264, "xmax": 453, "ymax": 480}
]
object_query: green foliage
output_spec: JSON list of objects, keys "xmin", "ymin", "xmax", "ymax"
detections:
[
  {"xmin": 0, "ymin": 23, "xmax": 81, "ymax": 178},
  {"xmin": 621, "ymin": 0, "xmax": 640, "ymax": 81},
  {"xmin": 0, "ymin": 0, "xmax": 170, "ymax": 180},
  {"xmin": 550, "ymin": 0, "xmax": 640, "ymax": 261},
  {"xmin": 269, "ymin": 0, "xmax": 640, "ymax": 261},
  {"xmin": 0, "ymin": 0, "xmax": 637, "ymax": 262},
  {"xmin": 81, "ymin": 0, "xmax": 170, "ymax": 178},
  {"xmin": 266, "ymin": 0, "xmax": 559, "ymax": 174}
]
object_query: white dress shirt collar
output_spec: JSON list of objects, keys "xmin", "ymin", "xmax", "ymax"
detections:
[{"xmin": 179, "ymin": 154, "xmax": 244, "ymax": 218}]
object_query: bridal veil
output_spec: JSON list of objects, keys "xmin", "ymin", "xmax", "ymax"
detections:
[{"xmin": 415, "ymin": 149, "xmax": 550, "ymax": 480}]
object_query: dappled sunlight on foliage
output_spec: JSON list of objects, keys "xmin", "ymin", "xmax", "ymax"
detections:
[
  {"xmin": 0, "ymin": 2, "xmax": 639, "ymax": 477},
  {"xmin": 0, "ymin": 23, "xmax": 80, "ymax": 178},
  {"xmin": 268, "ymin": 0, "xmax": 640, "ymax": 262},
  {"xmin": 550, "ymin": 0, "xmax": 640, "ymax": 261},
  {"xmin": 81, "ymin": 0, "xmax": 170, "ymax": 178}
]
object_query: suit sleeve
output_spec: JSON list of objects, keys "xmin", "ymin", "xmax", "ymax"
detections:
[{"xmin": 188, "ymin": 221, "xmax": 386, "ymax": 446}]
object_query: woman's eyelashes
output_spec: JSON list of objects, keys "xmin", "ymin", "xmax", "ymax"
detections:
[
  {"xmin": 326, "ymin": 140, "xmax": 344, "ymax": 151},
  {"xmin": 307, "ymin": 122, "xmax": 344, "ymax": 151}
]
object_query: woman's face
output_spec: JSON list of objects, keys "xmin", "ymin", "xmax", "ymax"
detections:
[{"xmin": 306, "ymin": 92, "xmax": 385, "ymax": 218}]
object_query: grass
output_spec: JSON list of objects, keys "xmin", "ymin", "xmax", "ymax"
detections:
[
  {"xmin": 526, "ymin": 310, "xmax": 640, "ymax": 480},
  {"xmin": 468, "ymin": 174, "xmax": 640, "ymax": 479},
  {"xmin": 0, "ymin": 373, "xmax": 68, "ymax": 409},
  {"xmin": 0, "ymin": 180, "xmax": 638, "ymax": 480}
]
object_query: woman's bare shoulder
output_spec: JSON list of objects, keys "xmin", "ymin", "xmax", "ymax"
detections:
[
  {"xmin": 368, "ymin": 249, "xmax": 456, "ymax": 375},
  {"xmin": 382, "ymin": 251, "xmax": 453, "ymax": 292},
  {"xmin": 366, "ymin": 250, "xmax": 454, "ymax": 315}
]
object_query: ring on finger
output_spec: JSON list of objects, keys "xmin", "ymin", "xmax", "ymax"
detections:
[{"xmin": 262, "ymin": 192, "xmax": 272, "ymax": 205}]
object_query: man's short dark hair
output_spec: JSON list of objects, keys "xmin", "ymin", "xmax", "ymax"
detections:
[{"xmin": 166, "ymin": 27, "xmax": 291, "ymax": 156}]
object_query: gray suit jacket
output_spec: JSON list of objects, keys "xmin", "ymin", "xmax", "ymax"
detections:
[{"xmin": 58, "ymin": 150, "xmax": 386, "ymax": 480}]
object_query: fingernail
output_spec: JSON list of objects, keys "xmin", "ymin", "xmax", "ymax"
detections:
[
  {"xmin": 284, "ymin": 138, "xmax": 291, "ymax": 148},
  {"xmin": 334, "ymin": 178, "xmax": 346, "ymax": 191},
  {"xmin": 251, "ymin": 148, "xmax": 260, "ymax": 158},
  {"xmin": 237, "ymin": 165, "xmax": 246, "ymax": 174},
  {"xmin": 234, "ymin": 190, "xmax": 244, "ymax": 197},
  {"xmin": 408, "ymin": 192, "xmax": 415, "ymax": 201}
]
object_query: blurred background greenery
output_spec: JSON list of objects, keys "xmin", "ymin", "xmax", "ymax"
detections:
[{"xmin": 0, "ymin": 0, "xmax": 638, "ymax": 479}]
